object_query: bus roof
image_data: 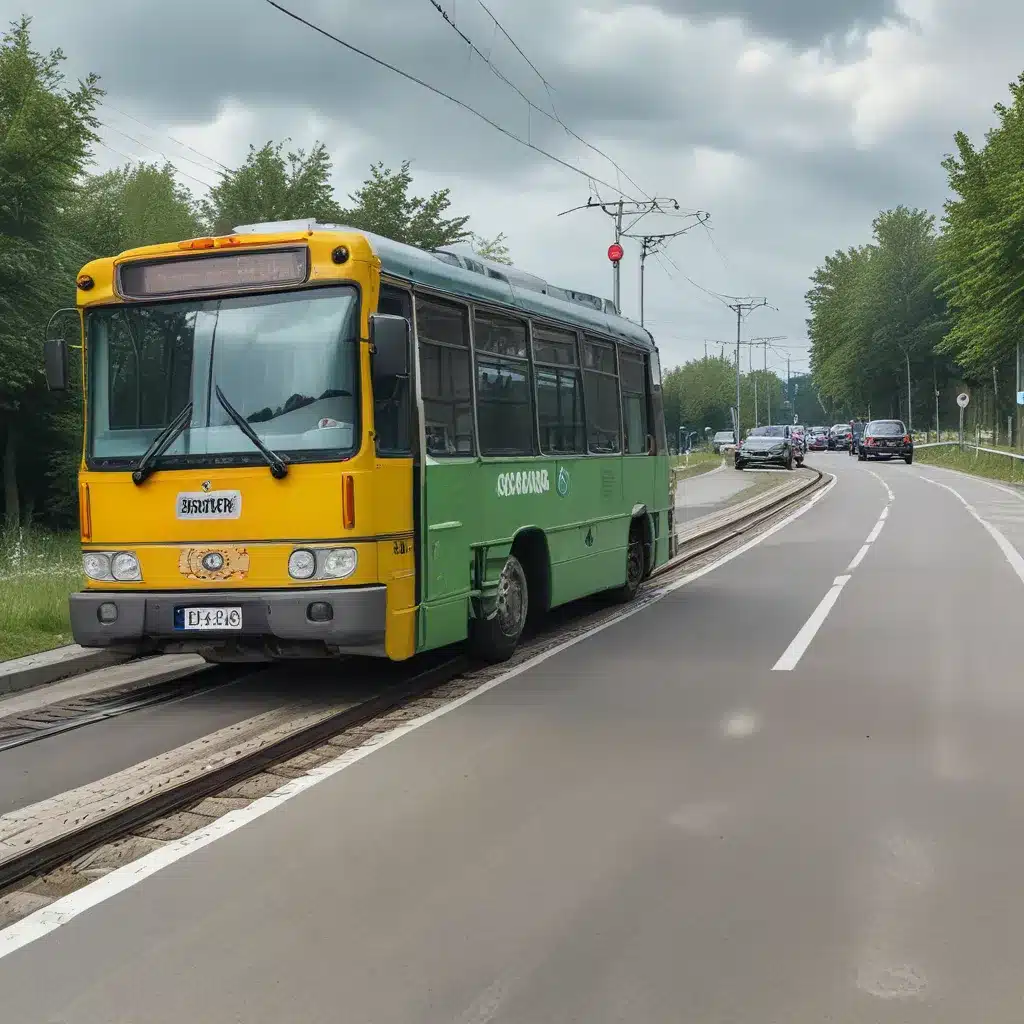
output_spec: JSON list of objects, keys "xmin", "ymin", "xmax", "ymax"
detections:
[{"xmin": 233, "ymin": 220, "xmax": 657, "ymax": 353}]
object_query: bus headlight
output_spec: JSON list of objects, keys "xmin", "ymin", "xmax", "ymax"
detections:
[
  {"xmin": 288, "ymin": 548, "xmax": 317, "ymax": 580},
  {"xmin": 321, "ymin": 548, "xmax": 357, "ymax": 580},
  {"xmin": 83, "ymin": 552, "xmax": 111, "ymax": 581},
  {"xmin": 110, "ymin": 551, "xmax": 142, "ymax": 581}
]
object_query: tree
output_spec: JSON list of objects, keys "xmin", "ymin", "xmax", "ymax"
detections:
[
  {"xmin": 470, "ymin": 231, "xmax": 512, "ymax": 264},
  {"xmin": 937, "ymin": 74, "xmax": 1024, "ymax": 377},
  {"xmin": 62, "ymin": 161, "xmax": 203, "ymax": 257},
  {"xmin": 340, "ymin": 161, "xmax": 470, "ymax": 249},
  {"xmin": 0, "ymin": 16, "xmax": 101, "ymax": 524},
  {"xmin": 202, "ymin": 140, "xmax": 342, "ymax": 234}
]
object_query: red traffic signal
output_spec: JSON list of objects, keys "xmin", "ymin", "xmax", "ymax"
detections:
[{"xmin": 607, "ymin": 242, "xmax": 624, "ymax": 263}]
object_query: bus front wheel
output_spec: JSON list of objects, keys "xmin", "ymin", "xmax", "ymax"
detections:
[
  {"xmin": 609, "ymin": 521, "xmax": 645, "ymax": 604},
  {"xmin": 469, "ymin": 553, "xmax": 528, "ymax": 663}
]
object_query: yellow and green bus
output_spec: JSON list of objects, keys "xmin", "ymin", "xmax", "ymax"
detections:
[{"xmin": 44, "ymin": 221, "xmax": 672, "ymax": 663}]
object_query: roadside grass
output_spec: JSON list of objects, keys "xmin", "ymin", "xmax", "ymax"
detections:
[
  {"xmin": 915, "ymin": 444, "xmax": 1024, "ymax": 487},
  {"xmin": 672, "ymin": 449, "xmax": 723, "ymax": 480},
  {"xmin": 0, "ymin": 529, "xmax": 80, "ymax": 662}
]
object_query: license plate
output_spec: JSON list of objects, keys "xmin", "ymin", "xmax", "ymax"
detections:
[{"xmin": 176, "ymin": 606, "xmax": 242, "ymax": 630}]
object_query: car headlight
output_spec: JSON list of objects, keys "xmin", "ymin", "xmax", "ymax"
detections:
[
  {"xmin": 288, "ymin": 548, "xmax": 317, "ymax": 580},
  {"xmin": 83, "ymin": 552, "xmax": 111, "ymax": 581},
  {"xmin": 83, "ymin": 551, "xmax": 142, "ymax": 582},
  {"xmin": 321, "ymin": 548, "xmax": 357, "ymax": 580},
  {"xmin": 110, "ymin": 551, "xmax": 142, "ymax": 582}
]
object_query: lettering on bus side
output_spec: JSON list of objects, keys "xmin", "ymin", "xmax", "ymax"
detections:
[
  {"xmin": 495, "ymin": 469, "xmax": 550, "ymax": 498},
  {"xmin": 176, "ymin": 490, "xmax": 243, "ymax": 520}
]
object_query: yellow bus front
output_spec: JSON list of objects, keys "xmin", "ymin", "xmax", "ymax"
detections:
[{"xmin": 69, "ymin": 230, "xmax": 417, "ymax": 662}]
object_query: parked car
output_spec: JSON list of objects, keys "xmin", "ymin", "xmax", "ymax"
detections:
[
  {"xmin": 711, "ymin": 430, "xmax": 737, "ymax": 454},
  {"xmin": 857, "ymin": 419, "xmax": 914, "ymax": 464},
  {"xmin": 807, "ymin": 429, "xmax": 828, "ymax": 451},
  {"xmin": 735, "ymin": 425, "xmax": 802, "ymax": 471},
  {"xmin": 829, "ymin": 423, "xmax": 852, "ymax": 450}
]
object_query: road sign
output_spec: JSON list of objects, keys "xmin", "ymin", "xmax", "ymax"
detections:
[
  {"xmin": 607, "ymin": 243, "xmax": 624, "ymax": 263},
  {"xmin": 957, "ymin": 392, "xmax": 970, "ymax": 408},
  {"xmin": 1017, "ymin": 391, "xmax": 1024, "ymax": 406}
]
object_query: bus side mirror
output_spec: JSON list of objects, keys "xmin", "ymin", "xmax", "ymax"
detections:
[
  {"xmin": 43, "ymin": 306, "xmax": 77, "ymax": 392},
  {"xmin": 44, "ymin": 338, "xmax": 68, "ymax": 391},
  {"xmin": 370, "ymin": 313, "xmax": 409, "ymax": 384}
]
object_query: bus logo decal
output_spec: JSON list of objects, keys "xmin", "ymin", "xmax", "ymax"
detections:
[
  {"xmin": 556, "ymin": 467, "xmax": 570, "ymax": 497},
  {"xmin": 496, "ymin": 469, "xmax": 549, "ymax": 497},
  {"xmin": 176, "ymin": 490, "xmax": 243, "ymax": 520}
]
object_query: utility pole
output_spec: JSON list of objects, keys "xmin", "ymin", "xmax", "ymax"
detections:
[
  {"xmin": 629, "ymin": 215, "xmax": 710, "ymax": 326},
  {"xmin": 934, "ymin": 364, "xmax": 939, "ymax": 442},
  {"xmin": 993, "ymin": 364, "xmax": 998, "ymax": 444},
  {"xmin": 728, "ymin": 297, "xmax": 769, "ymax": 443},
  {"xmin": 748, "ymin": 335, "xmax": 785, "ymax": 424},
  {"xmin": 558, "ymin": 197, "xmax": 705, "ymax": 316}
]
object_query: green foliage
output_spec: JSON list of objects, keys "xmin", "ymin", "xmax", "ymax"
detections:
[
  {"xmin": 202, "ymin": 140, "xmax": 342, "ymax": 234},
  {"xmin": 470, "ymin": 232, "xmax": 512, "ymax": 264},
  {"xmin": 937, "ymin": 74, "xmax": 1024, "ymax": 375},
  {"xmin": 662, "ymin": 354, "xmax": 785, "ymax": 444},
  {"xmin": 808, "ymin": 207, "xmax": 950, "ymax": 423},
  {"xmin": 62, "ymin": 161, "xmax": 203, "ymax": 257},
  {"xmin": 0, "ymin": 16, "xmax": 101, "ymax": 409},
  {"xmin": 340, "ymin": 161, "xmax": 470, "ymax": 249}
]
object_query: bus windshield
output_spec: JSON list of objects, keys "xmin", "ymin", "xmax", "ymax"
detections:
[{"xmin": 86, "ymin": 287, "xmax": 360, "ymax": 467}]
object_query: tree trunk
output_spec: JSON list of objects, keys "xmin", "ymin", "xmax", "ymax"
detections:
[{"xmin": 3, "ymin": 424, "xmax": 20, "ymax": 529}]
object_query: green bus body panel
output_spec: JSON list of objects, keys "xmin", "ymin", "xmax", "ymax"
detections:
[
  {"xmin": 349, "ymin": 228, "xmax": 669, "ymax": 654},
  {"xmin": 416, "ymin": 455, "xmax": 671, "ymax": 653}
]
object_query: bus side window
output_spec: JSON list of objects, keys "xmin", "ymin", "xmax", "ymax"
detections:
[
  {"xmin": 375, "ymin": 285, "xmax": 412, "ymax": 456},
  {"xmin": 582, "ymin": 336, "xmax": 621, "ymax": 453},
  {"xmin": 619, "ymin": 348, "xmax": 649, "ymax": 454},
  {"xmin": 416, "ymin": 296, "xmax": 475, "ymax": 456}
]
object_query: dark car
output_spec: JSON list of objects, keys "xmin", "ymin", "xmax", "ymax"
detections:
[
  {"xmin": 828, "ymin": 423, "xmax": 852, "ymax": 450},
  {"xmin": 735, "ymin": 425, "xmax": 802, "ymax": 471},
  {"xmin": 857, "ymin": 419, "xmax": 914, "ymax": 464}
]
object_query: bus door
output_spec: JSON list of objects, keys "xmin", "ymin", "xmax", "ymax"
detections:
[{"xmin": 413, "ymin": 294, "xmax": 475, "ymax": 650}]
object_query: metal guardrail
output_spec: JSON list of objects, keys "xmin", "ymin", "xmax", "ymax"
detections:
[{"xmin": 914, "ymin": 440, "xmax": 1024, "ymax": 461}]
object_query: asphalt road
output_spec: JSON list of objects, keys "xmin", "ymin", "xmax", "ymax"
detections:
[{"xmin": 5, "ymin": 454, "xmax": 1024, "ymax": 1021}]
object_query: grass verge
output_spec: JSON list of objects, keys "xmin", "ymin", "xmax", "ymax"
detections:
[
  {"xmin": 915, "ymin": 444, "xmax": 1024, "ymax": 487},
  {"xmin": 672, "ymin": 450, "xmax": 724, "ymax": 480},
  {"xmin": 0, "ymin": 529, "xmax": 80, "ymax": 662}
]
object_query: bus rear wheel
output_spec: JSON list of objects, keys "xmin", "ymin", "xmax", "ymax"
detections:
[
  {"xmin": 469, "ymin": 553, "xmax": 528, "ymax": 663},
  {"xmin": 609, "ymin": 521, "xmax": 645, "ymax": 604}
]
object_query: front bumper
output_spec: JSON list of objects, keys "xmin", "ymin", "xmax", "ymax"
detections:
[
  {"xmin": 861, "ymin": 443, "xmax": 912, "ymax": 457},
  {"xmin": 70, "ymin": 586, "xmax": 387, "ymax": 655},
  {"xmin": 736, "ymin": 450, "xmax": 787, "ymax": 465}
]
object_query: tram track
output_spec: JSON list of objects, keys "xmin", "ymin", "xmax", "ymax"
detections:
[{"xmin": 0, "ymin": 465, "xmax": 832, "ymax": 927}]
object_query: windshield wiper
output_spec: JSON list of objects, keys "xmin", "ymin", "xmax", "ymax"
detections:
[
  {"xmin": 132, "ymin": 401, "xmax": 194, "ymax": 486},
  {"xmin": 214, "ymin": 385, "xmax": 289, "ymax": 479}
]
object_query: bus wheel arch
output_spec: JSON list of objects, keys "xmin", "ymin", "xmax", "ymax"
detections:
[
  {"xmin": 630, "ymin": 504, "xmax": 655, "ymax": 579},
  {"xmin": 511, "ymin": 527, "xmax": 551, "ymax": 622},
  {"xmin": 609, "ymin": 512, "xmax": 648, "ymax": 604}
]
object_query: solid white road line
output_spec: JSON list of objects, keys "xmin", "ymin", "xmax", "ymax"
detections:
[
  {"xmin": 772, "ymin": 575, "xmax": 851, "ymax": 671},
  {"xmin": 0, "ymin": 475, "xmax": 839, "ymax": 961},
  {"xmin": 866, "ymin": 467, "xmax": 895, "ymax": 502},
  {"xmin": 921, "ymin": 476, "xmax": 1024, "ymax": 586}
]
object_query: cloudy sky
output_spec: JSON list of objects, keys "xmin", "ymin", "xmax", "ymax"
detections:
[{"xmin": 6, "ymin": 0, "xmax": 1023, "ymax": 378}]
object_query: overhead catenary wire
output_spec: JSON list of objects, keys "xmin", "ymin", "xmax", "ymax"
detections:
[
  {"xmin": 99, "ymin": 102, "xmax": 232, "ymax": 173},
  {"xmin": 262, "ymin": 0, "xmax": 630, "ymax": 197},
  {"xmin": 97, "ymin": 122, "xmax": 219, "ymax": 189},
  {"xmin": 425, "ymin": 0, "xmax": 652, "ymax": 201}
]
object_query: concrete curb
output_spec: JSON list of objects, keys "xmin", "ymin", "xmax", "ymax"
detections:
[{"xmin": 0, "ymin": 647, "xmax": 134, "ymax": 698}]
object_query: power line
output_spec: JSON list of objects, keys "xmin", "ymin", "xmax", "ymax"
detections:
[
  {"xmin": 263, "ymin": 0, "xmax": 629, "ymax": 196},
  {"xmin": 97, "ymin": 122, "xmax": 219, "ymax": 189},
  {"xmin": 100, "ymin": 102, "xmax": 232, "ymax": 172},
  {"xmin": 426, "ymin": 0, "xmax": 652, "ymax": 201}
]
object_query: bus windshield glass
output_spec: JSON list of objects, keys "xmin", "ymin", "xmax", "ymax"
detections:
[{"xmin": 86, "ymin": 287, "xmax": 359, "ymax": 467}]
